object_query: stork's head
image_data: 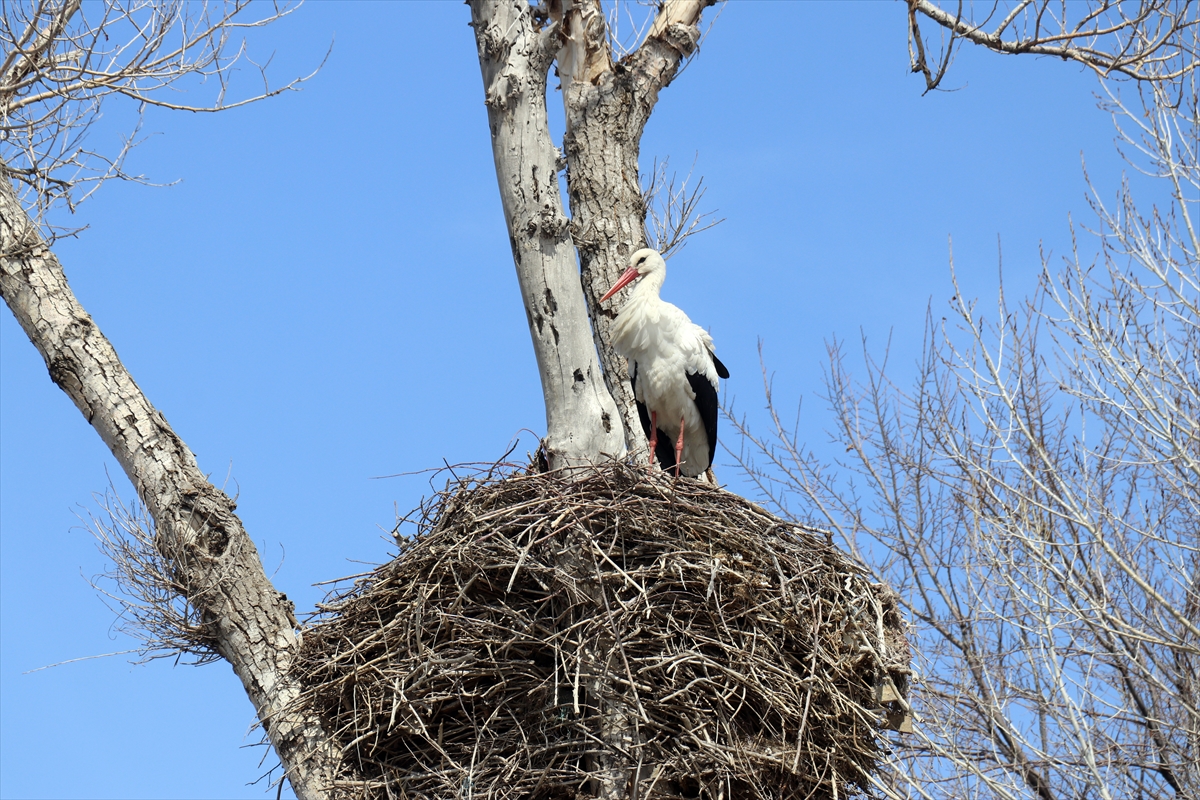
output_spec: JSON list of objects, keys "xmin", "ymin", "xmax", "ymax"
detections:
[{"xmin": 600, "ymin": 248, "xmax": 666, "ymax": 303}]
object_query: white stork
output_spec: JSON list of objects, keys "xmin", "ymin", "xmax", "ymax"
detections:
[{"xmin": 601, "ymin": 248, "xmax": 729, "ymax": 478}]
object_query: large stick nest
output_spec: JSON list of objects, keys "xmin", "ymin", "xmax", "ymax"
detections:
[{"xmin": 296, "ymin": 465, "xmax": 910, "ymax": 799}]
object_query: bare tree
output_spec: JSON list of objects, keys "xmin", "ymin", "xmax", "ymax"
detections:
[
  {"xmin": 730, "ymin": 27, "xmax": 1200, "ymax": 800},
  {"xmin": 3, "ymin": 0, "xmax": 725, "ymax": 794},
  {"xmin": 9, "ymin": 0, "xmax": 1190, "ymax": 796},
  {"xmin": 29, "ymin": 1, "xmax": 1194, "ymax": 796}
]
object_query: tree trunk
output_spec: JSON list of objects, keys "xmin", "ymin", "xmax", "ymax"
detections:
[
  {"xmin": 469, "ymin": 0, "xmax": 712, "ymax": 471},
  {"xmin": 554, "ymin": 0, "xmax": 714, "ymax": 458},
  {"xmin": 468, "ymin": 4, "xmax": 715, "ymax": 796},
  {"xmin": 468, "ymin": 5, "xmax": 713, "ymax": 795},
  {"xmin": 469, "ymin": 0, "xmax": 626, "ymax": 471},
  {"xmin": 0, "ymin": 176, "xmax": 341, "ymax": 799}
]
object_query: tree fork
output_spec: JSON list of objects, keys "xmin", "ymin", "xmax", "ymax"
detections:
[{"xmin": 469, "ymin": 0, "xmax": 627, "ymax": 471}]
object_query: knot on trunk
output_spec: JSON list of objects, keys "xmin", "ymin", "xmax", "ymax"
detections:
[
  {"xmin": 527, "ymin": 203, "xmax": 570, "ymax": 241},
  {"xmin": 485, "ymin": 70, "xmax": 518, "ymax": 110},
  {"xmin": 661, "ymin": 22, "xmax": 700, "ymax": 58}
]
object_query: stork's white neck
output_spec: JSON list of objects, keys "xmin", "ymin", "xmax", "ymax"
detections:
[
  {"xmin": 611, "ymin": 265, "xmax": 668, "ymax": 357},
  {"xmin": 631, "ymin": 264, "xmax": 666, "ymax": 300}
]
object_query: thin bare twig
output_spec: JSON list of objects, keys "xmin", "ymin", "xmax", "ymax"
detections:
[{"xmin": 0, "ymin": 0, "xmax": 325, "ymax": 239}]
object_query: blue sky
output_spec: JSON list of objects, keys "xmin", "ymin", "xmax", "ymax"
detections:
[{"xmin": 1, "ymin": 2, "xmax": 1141, "ymax": 797}]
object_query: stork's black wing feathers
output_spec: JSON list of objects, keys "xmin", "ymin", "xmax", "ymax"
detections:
[
  {"xmin": 632, "ymin": 361, "xmax": 678, "ymax": 471},
  {"xmin": 687, "ymin": 371, "xmax": 720, "ymax": 472},
  {"xmin": 709, "ymin": 349, "xmax": 730, "ymax": 379}
]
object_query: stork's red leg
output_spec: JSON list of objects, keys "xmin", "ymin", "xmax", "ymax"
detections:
[
  {"xmin": 674, "ymin": 416, "xmax": 686, "ymax": 478},
  {"xmin": 648, "ymin": 411, "xmax": 659, "ymax": 469}
]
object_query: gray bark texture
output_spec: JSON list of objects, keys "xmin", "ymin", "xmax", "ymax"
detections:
[
  {"xmin": 469, "ymin": 0, "xmax": 712, "ymax": 469},
  {"xmin": 469, "ymin": 0, "xmax": 626, "ymax": 471},
  {"xmin": 0, "ymin": 176, "xmax": 340, "ymax": 799},
  {"xmin": 468, "ymin": 3, "xmax": 714, "ymax": 797},
  {"xmin": 554, "ymin": 0, "xmax": 715, "ymax": 460}
]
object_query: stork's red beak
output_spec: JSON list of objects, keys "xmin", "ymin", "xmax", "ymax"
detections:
[{"xmin": 600, "ymin": 266, "xmax": 640, "ymax": 303}]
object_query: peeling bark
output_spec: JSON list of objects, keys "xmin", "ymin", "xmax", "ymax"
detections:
[
  {"xmin": 467, "ymin": 6, "xmax": 720, "ymax": 793},
  {"xmin": 469, "ymin": 0, "xmax": 626, "ymax": 471},
  {"xmin": 0, "ymin": 176, "xmax": 340, "ymax": 799},
  {"xmin": 468, "ymin": 4, "xmax": 716, "ymax": 796},
  {"xmin": 467, "ymin": 5, "xmax": 644, "ymax": 795},
  {"xmin": 553, "ymin": 0, "xmax": 715, "ymax": 460},
  {"xmin": 467, "ymin": 0, "xmax": 712, "ymax": 469}
]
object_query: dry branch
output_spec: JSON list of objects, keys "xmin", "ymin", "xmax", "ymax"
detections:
[
  {"xmin": 641, "ymin": 157, "xmax": 724, "ymax": 260},
  {"xmin": 908, "ymin": 0, "xmax": 1199, "ymax": 94},
  {"xmin": 87, "ymin": 489, "xmax": 222, "ymax": 664},
  {"xmin": 0, "ymin": 0, "xmax": 319, "ymax": 234}
]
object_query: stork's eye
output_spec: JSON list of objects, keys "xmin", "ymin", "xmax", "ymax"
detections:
[{"xmin": 636, "ymin": 256, "xmax": 646, "ymax": 265}]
